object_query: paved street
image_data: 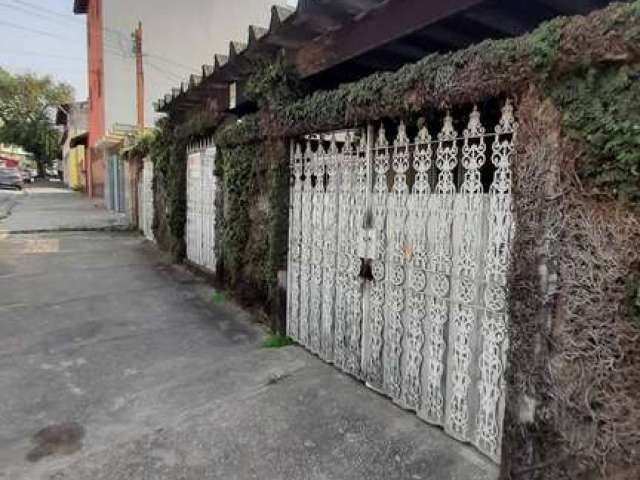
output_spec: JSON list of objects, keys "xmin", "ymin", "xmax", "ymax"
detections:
[
  {"xmin": 0, "ymin": 183, "xmax": 129, "ymax": 234},
  {"xmin": 0, "ymin": 185, "xmax": 497, "ymax": 480}
]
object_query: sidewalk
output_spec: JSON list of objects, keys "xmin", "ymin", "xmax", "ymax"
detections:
[
  {"xmin": 0, "ymin": 229, "xmax": 498, "ymax": 480},
  {"xmin": 0, "ymin": 182, "xmax": 130, "ymax": 234}
]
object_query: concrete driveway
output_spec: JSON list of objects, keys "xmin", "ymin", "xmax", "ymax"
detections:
[
  {"xmin": 1, "ymin": 182, "xmax": 128, "ymax": 234},
  {"xmin": 0, "ymin": 186, "xmax": 497, "ymax": 480}
]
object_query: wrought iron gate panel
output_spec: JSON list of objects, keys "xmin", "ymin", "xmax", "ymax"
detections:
[
  {"xmin": 309, "ymin": 143, "xmax": 325, "ymax": 355},
  {"xmin": 345, "ymin": 135, "xmax": 367, "ymax": 377},
  {"xmin": 141, "ymin": 159, "xmax": 154, "ymax": 241},
  {"xmin": 286, "ymin": 143, "xmax": 303, "ymax": 341},
  {"xmin": 332, "ymin": 140, "xmax": 349, "ymax": 370},
  {"xmin": 298, "ymin": 143, "xmax": 313, "ymax": 347},
  {"xmin": 186, "ymin": 140, "xmax": 218, "ymax": 271},
  {"xmin": 320, "ymin": 137, "xmax": 339, "ymax": 362},
  {"xmin": 186, "ymin": 148, "xmax": 201, "ymax": 263},
  {"xmin": 287, "ymin": 102, "xmax": 516, "ymax": 463},
  {"xmin": 200, "ymin": 145, "xmax": 217, "ymax": 271},
  {"xmin": 137, "ymin": 174, "xmax": 144, "ymax": 234}
]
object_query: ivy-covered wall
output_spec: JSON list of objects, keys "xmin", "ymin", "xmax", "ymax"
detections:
[
  {"xmin": 213, "ymin": 120, "xmax": 289, "ymax": 333},
  {"xmin": 148, "ymin": 118, "xmax": 188, "ymax": 259},
  {"xmin": 143, "ymin": 2, "xmax": 639, "ymax": 477},
  {"xmin": 219, "ymin": 2, "xmax": 640, "ymax": 208},
  {"xmin": 218, "ymin": 142, "xmax": 256, "ymax": 287}
]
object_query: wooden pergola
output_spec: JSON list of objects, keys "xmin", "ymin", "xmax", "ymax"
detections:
[{"xmin": 155, "ymin": 0, "xmax": 612, "ymax": 115}]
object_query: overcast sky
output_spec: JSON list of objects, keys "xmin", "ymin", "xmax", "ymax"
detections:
[
  {"xmin": 0, "ymin": 0, "xmax": 299, "ymax": 102},
  {"xmin": 0, "ymin": 0, "xmax": 88, "ymax": 100}
]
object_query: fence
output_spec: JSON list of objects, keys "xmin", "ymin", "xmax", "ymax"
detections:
[
  {"xmin": 287, "ymin": 101, "xmax": 516, "ymax": 462},
  {"xmin": 186, "ymin": 139, "xmax": 218, "ymax": 272}
]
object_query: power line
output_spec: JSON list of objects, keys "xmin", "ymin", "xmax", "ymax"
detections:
[
  {"xmin": 0, "ymin": 19, "xmax": 78, "ymax": 42},
  {"xmin": 9, "ymin": 0, "xmax": 201, "ymax": 79},
  {"xmin": 145, "ymin": 61, "xmax": 184, "ymax": 83},
  {"xmin": 0, "ymin": 50, "xmax": 85, "ymax": 61},
  {"xmin": 5, "ymin": 0, "xmax": 129, "ymax": 51},
  {"xmin": 11, "ymin": 0, "xmax": 125, "ymax": 40},
  {"xmin": 145, "ymin": 53, "xmax": 200, "ymax": 75},
  {"xmin": 0, "ymin": 2, "xmax": 86, "ymax": 32},
  {"xmin": 3, "ymin": 1, "xmax": 201, "ymax": 86},
  {"xmin": 13, "ymin": 0, "xmax": 83, "ymax": 23}
]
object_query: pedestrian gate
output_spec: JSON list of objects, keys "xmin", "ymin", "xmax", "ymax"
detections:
[
  {"xmin": 186, "ymin": 140, "xmax": 218, "ymax": 272},
  {"xmin": 137, "ymin": 159, "xmax": 154, "ymax": 241},
  {"xmin": 287, "ymin": 102, "xmax": 516, "ymax": 462},
  {"xmin": 105, "ymin": 152, "xmax": 125, "ymax": 212}
]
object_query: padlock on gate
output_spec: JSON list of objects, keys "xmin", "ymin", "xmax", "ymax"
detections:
[{"xmin": 357, "ymin": 227, "xmax": 377, "ymax": 281}]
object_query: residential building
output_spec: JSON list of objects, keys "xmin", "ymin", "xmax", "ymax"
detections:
[
  {"xmin": 73, "ymin": 0, "xmax": 275, "ymax": 201},
  {"xmin": 0, "ymin": 144, "xmax": 35, "ymax": 169},
  {"xmin": 153, "ymin": 0, "xmax": 624, "ymax": 473},
  {"xmin": 56, "ymin": 102, "xmax": 89, "ymax": 190}
]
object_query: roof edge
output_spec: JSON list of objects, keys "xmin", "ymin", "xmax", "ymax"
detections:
[{"xmin": 73, "ymin": 0, "xmax": 89, "ymax": 14}]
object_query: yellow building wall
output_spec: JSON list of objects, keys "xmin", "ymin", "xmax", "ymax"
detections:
[{"xmin": 68, "ymin": 146, "xmax": 85, "ymax": 190}]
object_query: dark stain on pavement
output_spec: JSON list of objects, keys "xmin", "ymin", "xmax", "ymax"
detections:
[{"xmin": 26, "ymin": 422, "xmax": 85, "ymax": 462}]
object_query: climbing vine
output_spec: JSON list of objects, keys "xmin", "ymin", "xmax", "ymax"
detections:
[
  {"xmin": 214, "ymin": 115, "xmax": 260, "ymax": 148},
  {"xmin": 245, "ymin": 56, "xmax": 305, "ymax": 109},
  {"xmin": 543, "ymin": 64, "xmax": 640, "ymax": 204},
  {"xmin": 126, "ymin": 128, "xmax": 159, "ymax": 160},
  {"xmin": 218, "ymin": 143, "xmax": 256, "ymax": 286},
  {"xmin": 206, "ymin": 2, "xmax": 640, "ymax": 209},
  {"xmin": 263, "ymin": 139, "xmax": 290, "ymax": 290},
  {"xmin": 146, "ymin": 117, "xmax": 188, "ymax": 259},
  {"xmin": 147, "ymin": 5, "xmax": 640, "ymax": 474}
]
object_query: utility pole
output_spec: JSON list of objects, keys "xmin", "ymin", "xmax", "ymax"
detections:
[{"xmin": 134, "ymin": 21, "xmax": 144, "ymax": 131}]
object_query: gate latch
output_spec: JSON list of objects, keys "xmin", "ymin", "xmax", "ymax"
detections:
[
  {"xmin": 357, "ymin": 227, "xmax": 377, "ymax": 260},
  {"xmin": 357, "ymin": 228, "xmax": 377, "ymax": 281}
]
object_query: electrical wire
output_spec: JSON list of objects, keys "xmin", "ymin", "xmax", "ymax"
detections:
[
  {"xmin": 145, "ymin": 60, "xmax": 186, "ymax": 83},
  {"xmin": 11, "ymin": 0, "xmax": 125, "ymax": 41},
  {"xmin": 1, "ymin": 0, "xmax": 128, "ymax": 53},
  {"xmin": 2, "ymin": 0, "xmax": 202, "ymax": 96},
  {"xmin": 0, "ymin": 19, "xmax": 79, "ymax": 42},
  {"xmin": 0, "ymin": 50, "xmax": 85, "ymax": 61},
  {"xmin": 144, "ymin": 53, "xmax": 200, "ymax": 75},
  {"xmin": 6, "ymin": 0, "xmax": 202, "ymax": 80}
]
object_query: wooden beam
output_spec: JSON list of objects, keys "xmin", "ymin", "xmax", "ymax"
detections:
[
  {"xmin": 293, "ymin": 10, "xmax": 343, "ymax": 33},
  {"xmin": 334, "ymin": 0, "xmax": 382, "ymax": 15},
  {"xmin": 460, "ymin": 0, "xmax": 561, "ymax": 37},
  {"xmin": 411, "ymin": 22, "xmax": 485, "ymax": 50},
  {"xmin": 350, "ymin": 52, "xmax": 404, "ymax": 72},
  {"xmin": 297, "ymin": 0, "xmax": 371, "ymax": 20},
  {"xmin": 378, "ymin": 40, "xmax": 431, "ymax": 61},
  {"xmin": 535, "ymin": 0, "xmax": 608, "ymax": 15},
  {"xmin": 293, "ymin": 0, "xmax": 484, "ymax": 78}
]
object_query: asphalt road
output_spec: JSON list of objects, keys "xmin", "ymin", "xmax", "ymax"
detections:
[{"xmin": 0, "ymin": 185, "xmax": 497, "ymax": 480}]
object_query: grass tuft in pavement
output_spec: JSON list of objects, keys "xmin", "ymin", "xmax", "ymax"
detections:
[
  {"xmin": 263, "ymin": 334, "xmax": 294, "ymax": 348},
  {"xmin": 211, "ymin": 290, "xmax": 226, "ymax": 304}
]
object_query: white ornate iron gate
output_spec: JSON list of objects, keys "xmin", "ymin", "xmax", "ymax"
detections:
[
  {"xmin": 186, "ymin": 140, "xmax": 218, "ymax": 272},
  {"xmin": 137, "ymin": 159, "xmax": 154, "ymax": 241},
  {"xmin": 287, "ymin": 102, "xmax": 516, "ymax": 462}
]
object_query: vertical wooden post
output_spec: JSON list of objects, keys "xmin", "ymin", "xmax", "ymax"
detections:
[{"xmin": 134, "ymin": 21, "xmax": 144, "ymax": 131}]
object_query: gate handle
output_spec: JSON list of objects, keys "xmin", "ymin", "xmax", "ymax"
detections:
[{"xmin": 359, "ymin": 258, "xmax": 373, "ymax": 281}]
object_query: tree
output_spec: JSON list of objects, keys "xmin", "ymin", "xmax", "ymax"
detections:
[{"xmin": 0, "ymin": 67, "xmax": 74, "ymax": 173}]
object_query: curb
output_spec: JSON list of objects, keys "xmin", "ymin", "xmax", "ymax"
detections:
[{"xmin": 2, "ymin": 225, "xmax": 135, "ymax": 235}]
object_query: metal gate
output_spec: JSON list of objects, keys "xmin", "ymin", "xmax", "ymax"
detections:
[
  {"xmin": 137, "ymin": 159, "xmax": 154, "ymax": 241},
  {"xmin": 106, "ymin": 153, "xmax": 125, "ymax": 212},
  {"xmin": 186, "ymin": 140, "xmax": 218, "ymax": 272},
  {"xmin": 287, "ymin": 102, "xmax": 516, "ymax": 462}
]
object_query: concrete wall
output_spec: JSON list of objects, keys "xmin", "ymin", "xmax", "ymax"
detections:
[
  {"xmin": 67, "ymin": 146, "xmax": 85, "ymax": 190},
  {"xmin": 61, "ymin": 102, "xmax": 88, "ymax": 190},
  {"xmin": 101, "ymin": 0, "xmax": 274, "ymax": 131}
]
